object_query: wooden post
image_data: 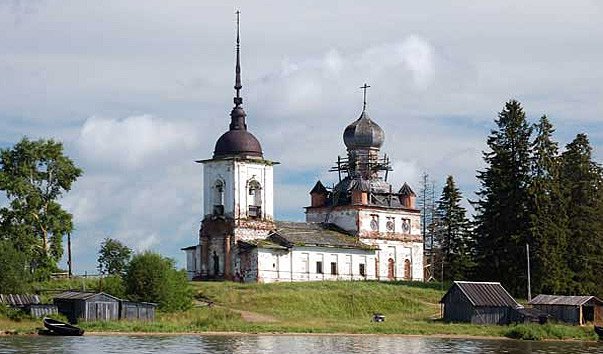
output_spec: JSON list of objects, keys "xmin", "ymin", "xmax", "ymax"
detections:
[{"xmin": 67, "ymin": 232, "xmax": 72, "ymax": 278}]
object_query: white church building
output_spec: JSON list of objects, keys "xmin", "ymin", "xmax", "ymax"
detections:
[{"xmin": 182, "ymin": 18, "xmax": 423, "ymax": 283}]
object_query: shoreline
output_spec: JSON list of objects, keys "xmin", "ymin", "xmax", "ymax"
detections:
[{"xmin": 2, "ymin": 330, "xmax": 597, "ymax": 342}]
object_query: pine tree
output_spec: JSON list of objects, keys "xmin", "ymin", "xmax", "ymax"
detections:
[
  {"xmin": 435, "ymin": 175, "xmax": 475, "ymax": 281},
  {"xmin": 473, "ymin": 100, "xmax": 533, "ymax": 296},
  {"xmin": 559, "ymin": 133, "xmax": 603, "ymax": 296},
  {"xmin": 527, "ymin": 116, "xmax": 570, "ymax": 295}
]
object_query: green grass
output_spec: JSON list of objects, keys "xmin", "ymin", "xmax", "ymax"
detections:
[{"xmin": 1, "ymin": 280, "xmax": 600, "ymax": 340}]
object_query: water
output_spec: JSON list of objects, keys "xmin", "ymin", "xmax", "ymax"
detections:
[{"xmin": 0, "ymin": 335, "xmax": 602, "ymax": 354}]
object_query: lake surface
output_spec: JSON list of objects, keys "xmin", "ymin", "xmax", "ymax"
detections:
[{"xmin": 0, "ymin": 334, "xmax": 602, "ymax": 354}]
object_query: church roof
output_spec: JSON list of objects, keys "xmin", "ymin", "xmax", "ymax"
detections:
[
  {"xmin": 398, "ymin": 183, "xmax": 416, "ymax": 196},
  {"xmin": 269, "ymin": 222, "xmax": 376, "ymax": 250},
  {"xmin": 309, "ymin": 180, "xmax": 328, "ymax": 195}
]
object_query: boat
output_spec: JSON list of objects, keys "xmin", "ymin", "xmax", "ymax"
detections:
[
  {"xmin": 595, "ymin": 325, "xmax": 603, "ymax": 340},
  {"xmin": 42, "ymin": 317, "xmax": 84, "ymax": 336}
]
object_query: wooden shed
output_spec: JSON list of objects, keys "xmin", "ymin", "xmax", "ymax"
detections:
[
  {"xmin": 529, "ymin": 294, "xmax": 603, "ymax": 325},
  {"xmin": 54, "ymin": 291, "xmax": 120, "ymax": 323},
  {"xmin": 119, "ymin": 301, "xmax": 157, "ymax": 321},
  {"xmin": 440, "ymin": 281, "xmax": 521, "ymax": 325},
  {"xmin": 0, "ymin": 294, "xmax": 58, "ymax": 318}
]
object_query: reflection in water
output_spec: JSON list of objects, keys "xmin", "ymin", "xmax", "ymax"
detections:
[{"xmin": 0, "ymin": 334, "xmax": 602, "ymax": 354}]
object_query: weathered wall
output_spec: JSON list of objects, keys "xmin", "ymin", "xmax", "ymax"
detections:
[{"xmin": 202, "ymin": 159, "xmax": 274, "ymax": 220}]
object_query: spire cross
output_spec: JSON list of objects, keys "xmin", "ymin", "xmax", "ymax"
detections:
[
  {"xmin": 360, "ymin": 83, "xmax": 371, "ymax": 111},
  {"xmin": 234, "ymin": 10, "xmax": 242, "ymax": 106}
]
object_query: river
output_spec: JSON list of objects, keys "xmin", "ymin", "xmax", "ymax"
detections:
[{"xmin": 0, "ymin": 334, "xmax": 602, "ymax": 354}]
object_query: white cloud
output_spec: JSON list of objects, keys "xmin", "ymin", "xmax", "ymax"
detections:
[{"xmin": 77, "ymin": 115, "xmax": 198, "ymax": 170}]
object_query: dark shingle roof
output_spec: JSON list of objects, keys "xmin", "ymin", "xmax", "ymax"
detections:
[
  {"xmin": 239, "ymin": 239, "xmax": 288, "ymax": 250},
  {"xmin": 529, "ymin": 294, "xmax": 603, "ymax": 306},
  {"xmin": 309, "ymin": 180, "xmax": 328, "ymax": 195},
  {"xmin": 270, "ymin": 222, "xmax": 376, "ymax": 250},
  {"xmin": 441, "ymin": 281, "xmax": 520, "ymax": 308},
  {"xmin": 54, "ymin": 291, "xmax": 120, "ymax": 301}
]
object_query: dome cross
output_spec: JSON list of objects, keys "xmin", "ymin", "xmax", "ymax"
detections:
[{"xmin": 360, "ymin": 83, "xmax": 371, "ymax": 111}]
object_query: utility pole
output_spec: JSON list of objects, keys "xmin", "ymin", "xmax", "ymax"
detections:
[
  {"xmin": 526, "ymin": 242, "xmax": 532, "ymax": 302},
  {"xmin": 67, "ymin": 232, "xmax": 72, "ymax": 278}
]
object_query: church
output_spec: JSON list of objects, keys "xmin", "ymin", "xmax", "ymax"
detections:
[{"xmin": 182, "ymin": 16, "xmax": 424, "ymax": 283}]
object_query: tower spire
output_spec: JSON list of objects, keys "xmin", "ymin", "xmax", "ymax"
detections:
[
  {"xmin": 360, "ymin": 83, "xmax": 370, "ymax": 111},
  {"xmin": 234, "ymin": 10, "xmax": 242, "ymax": 106},
  {"xmin": 229, "ymin": 10, "xmax": 247, "ymax": 131}
]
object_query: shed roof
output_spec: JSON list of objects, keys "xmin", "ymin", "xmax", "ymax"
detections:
[
  {"xmin": 0, "ymin": 294, "xmax": 40, "ymax": 306},
  {"xmin": 54, "ymin": 291, "xmax": 120, "ymax": 302},
  {"xmin": 269, "ymin": 222, "xmax": 376, "ymax": 250},
  {"xmin": 440, "ymin": 281, "xmax": 520, "ymax": 308},
  {"xmin": 529, "ymin": 294, "xmax": 603, "ymax": 306}
]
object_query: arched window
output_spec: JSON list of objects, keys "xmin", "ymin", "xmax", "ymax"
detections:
[
  {"xmin": 213, "ymin": 180, "xmax": 225, "ymax": 215},
  {"xmin": 404, "ymin": 259, "xmax": 411, "ymax": 280},
  {"xmin": 248, "ymin": 180, "xmax": 262, "ymax": 218}
]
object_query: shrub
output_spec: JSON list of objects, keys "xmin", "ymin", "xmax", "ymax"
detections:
[
  {"xmin": 0, "ymin": 241, "xmax": 31, "ymax": 293},
  {"xmin": 124, "ymin": 251, "xmax": 193, "ymax": 312}
]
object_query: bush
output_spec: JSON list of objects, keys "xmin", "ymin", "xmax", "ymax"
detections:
[
  {"xmin": 97, "ymin": 275, "xmax": 126, "ymax": 299},
  {"xmin": 0, "ymin": 241, "xmax": 31, "ymax": 293},
  {"xmin": 124, "ymin": 252, "xmax": 193, "ymax": 312}
]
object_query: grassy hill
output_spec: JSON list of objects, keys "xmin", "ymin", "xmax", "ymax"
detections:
[{"xmin": 1, "ymin": 280, "xmax": 599, "ymax": 340}]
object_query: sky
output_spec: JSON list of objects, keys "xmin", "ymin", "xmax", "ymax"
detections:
[{"xmin": 1, "ymin": 1, "xmax": 602, "ymax": 273}]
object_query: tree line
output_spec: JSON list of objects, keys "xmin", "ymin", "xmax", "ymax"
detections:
[{"xmin": 429, "ymin": 100, "xmax": 603, "ymax": 298}]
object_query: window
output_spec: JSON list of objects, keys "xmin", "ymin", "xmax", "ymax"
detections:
[
  {"xmin": 370, "ymin": 215, "xmax": 379, "ymax": 231},
  {"xmin": 386, "ymin": 217, "xmax": 395, "ymax": 232},
  {"xmin": 213, "ymin": 180, "xmax": 225, "ymax": 215},
  {"xmin": 359, "ymin": 263, "xmax": 366, "ymax": 277},
  {"xmin": 316, "ymin": 261, "xmax": 323, "ymax": 274},
  {"xmin": 401, "ymin": 219, "xmax": 411, "ymax": 233},
  {"xmin": 330, "ymin": 262, "xmax": 337, "ymax": 275},
  {"xmin": 248, "ymin": 180, "xmax": 262, "ymax": 219}
]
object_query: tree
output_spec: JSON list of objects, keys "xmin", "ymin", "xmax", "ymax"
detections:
[
  {"xmin": 0, "ymin": 137, "xmax": 82, "ymax": 276},
  {"xmin": 527, "ymin": 116, "xmax": 570, "ymax": 295},
  {"xmin": 473, "ymin": 100, "xmax": 533, "ymax": 296},
  {"xmin": 124, "ymin": 252, "xmax": 193, "ymax": 312},
  {"xmin": 0, "ymin": 240, "xmax": 31, "ymax": 293},
  {"xmin": 97, "ymin": 238, "xmax": 132, "ymax": 276},
  {"xmin": 559, "ymin": 133, "xmax": 603, "ymax": 296},
  {"xmin": 435, "ymin": 175, "xmax": 475, "ymax": 281}
]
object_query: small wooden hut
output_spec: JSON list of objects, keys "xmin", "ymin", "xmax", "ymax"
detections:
[
  {"xmin": 119, "ymin": 301, "xmax": 157, "ymax": 321},
  {"xmin": 440, "ymin": 281, "xmax": 521, "ymax": 325},
  {"xmin": 54, "ymin": 291, "xmax": 120, "ymax": 323},
  {"xmin": 529, "ymin": 295, "xmax": 603, "ymax": 325}
]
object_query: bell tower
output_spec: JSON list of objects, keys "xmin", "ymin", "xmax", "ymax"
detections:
[{"xmin": 195, "ymin": 11, "xmax": 277, "ymax": 280}]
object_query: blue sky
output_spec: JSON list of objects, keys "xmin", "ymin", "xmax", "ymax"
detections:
[{"xmin": 1, "ymin": 1, "xmax": 602, "ymax": 273}]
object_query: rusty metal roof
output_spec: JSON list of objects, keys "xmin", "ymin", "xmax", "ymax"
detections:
[
  {"xmin": 0, "ymin": 294, "xmax": 40, "ymax": 306},
  {"xmin": 441, "ymin": 281, "xmax": 520, "ymax": 308},
  {"xmin": 529, "ymin": 294, "xmax": 603, "ymax": 306},
  {"xmin": 269, "ymin": 222, "xmax": 376, "ymax": 250}
]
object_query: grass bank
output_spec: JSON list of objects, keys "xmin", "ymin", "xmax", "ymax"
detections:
[{"xmin": 0, "ymin": 280, "xmax": 599, "ymax": 340}]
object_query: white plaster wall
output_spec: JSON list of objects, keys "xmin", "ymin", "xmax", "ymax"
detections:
[
  {"xmin": 202, "ymin": 159, "xmax": 274, "ymax": 221},
  {"xmin": 202, "ymin": 160, "xmax": 235, "ymax": 218},
  {"xmin": 255, "ymin": 246, "xmax": 375, "ymax": 283},
  {"xmin": 184, "ymin": 247, "xmax": 200, "ymax": 280},
  {"xmin": 358, "ymin": 209, "xmax": 421, "ymax": 236},
  {"xmin": 360, "ymin": 239, "xmax": 424, "ymax": 281},
  {"xmin": 234, "ymin": 227, "xmax": 272, "ymax": 242}
]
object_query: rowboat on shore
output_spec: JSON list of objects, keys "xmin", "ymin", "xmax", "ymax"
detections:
[{"xmin": 42, "ymin": 317, "xmax": 84, "ymax": 336}]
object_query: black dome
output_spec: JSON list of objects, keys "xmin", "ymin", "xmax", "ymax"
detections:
[
  {"xmin": 343, "ymin": 110, "xmax": 384, "ymax": 150},
  {"xmin": 213, "ymin": 130, "xmax": 263, "ymax": 158}
]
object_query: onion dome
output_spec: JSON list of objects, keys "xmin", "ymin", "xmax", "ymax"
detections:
[
  {"xmin": 343, "ymin": 110, "xmax": 385, "ymax": 150},
  {"xmin": 212, "ymin": 11, "xmax": 263, "ymax": 159},
  {"xmin": 213, "ymin": 106, "xmax": 263, "ymax": 158}
]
